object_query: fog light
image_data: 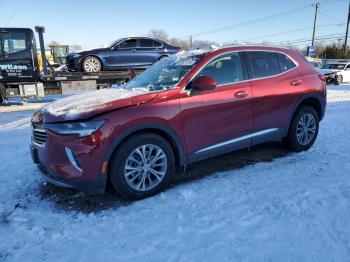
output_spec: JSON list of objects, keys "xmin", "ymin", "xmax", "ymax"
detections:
[{"xmin": 65, "ymin": 147, "xmax": 82, "ymax": 172}]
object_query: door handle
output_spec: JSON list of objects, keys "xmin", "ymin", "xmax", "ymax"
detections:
[
  {"xmin": 290, "ymin": 80, "xmax": 302, "ymax": 86},
  {"xmin": 130, "ymin": 49, "xmax": 137, "ymax": 52},
  {"xmin": 234, "ymin": 90, "xmax": 248, "ymax": 98}
]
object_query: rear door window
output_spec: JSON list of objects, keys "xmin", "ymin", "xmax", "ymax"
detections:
[
  {"xmin": 1, "ymin": 32, "xmax": 27, "ymax": 54},
  {"xmin": 276, "ymin": 53, "xmax": 297, "ymax": 72},
  {"xmin": 199, "ymin": 53, "xmax": 243, "ymax": 85},
  {"xmin": 140, "ymin": 39, "xmax": 154, "ymax": 48},
  {"xmin": 248, "ymin": 51, "xmax": 280, "ymax": 78}
]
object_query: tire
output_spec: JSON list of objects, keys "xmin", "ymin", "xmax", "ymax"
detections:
[
  {"xmin": 82, "ymin": 56, "xmax": 102, "ymax": 72},
  {"xmin": 0, "ymin": 83, "xmax": 6, "ymax": 104},
  {"xmin": 335, "ymin": 75, "xmax": 343, "ymax": 85},
  {"xmin": 286, "ymin": 106, "xmax": 319, "ymax": 152},
  {"xmin": 109, "ymin": 133, "xmax": 175, "ymax": 200}
]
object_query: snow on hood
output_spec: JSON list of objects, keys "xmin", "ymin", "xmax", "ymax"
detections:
[{"xmin": 42, "ymin": 88, "xmax": 149, "ymax": 121}]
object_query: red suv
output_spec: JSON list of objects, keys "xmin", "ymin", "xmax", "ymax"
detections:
[{"xmin": 31, "ymin": 46, "xmax": 326, "ymax": 200}]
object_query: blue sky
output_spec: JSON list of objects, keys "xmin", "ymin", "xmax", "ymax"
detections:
[{"xmin": 1, "ymin": 0, "xmax": 348, "ymax": 49}]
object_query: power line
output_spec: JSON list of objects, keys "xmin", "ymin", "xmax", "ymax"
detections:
[
  {"xmin": 4, "ymin": 8, "xmax": 18, "ymax": 27},
  {"xmin": 187, "ymin": 0, "xmax": 346, "ymax": 38},
  {"xmin": 319, "ymin": 10, "xmax": 344, "ymax": 23},
  {"xmin": 229, "ymin": 23, "xmax": 344, "ymax": 44},
  {"xmin": 188, "ymin": 4, "xmax": 313, "ymax": 37}
]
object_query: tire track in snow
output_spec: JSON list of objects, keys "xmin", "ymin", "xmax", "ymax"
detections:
[{"xmin": 0, "ymin": 117, "xmax": 31, "ymax": 130}]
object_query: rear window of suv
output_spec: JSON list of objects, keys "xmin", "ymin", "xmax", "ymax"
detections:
[{"xmin": 248, "ymin": 51, "xmax": 280, "ymax": 78}]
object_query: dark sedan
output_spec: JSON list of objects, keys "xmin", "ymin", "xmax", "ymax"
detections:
[{"xmin": 66, "ymin": 37, "xmax": 181, "ymax": 72}]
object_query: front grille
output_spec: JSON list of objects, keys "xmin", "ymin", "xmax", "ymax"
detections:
[{"xmin": 32, "ymin": 123, "xmax": 47, "ymax": 147}]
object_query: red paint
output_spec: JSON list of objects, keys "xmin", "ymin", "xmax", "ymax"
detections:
[{"xmin": 32, "ymin": 46, "xmax": 326, "ymax": 193}]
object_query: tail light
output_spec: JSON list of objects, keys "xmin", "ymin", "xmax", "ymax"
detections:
[{"xmin": 318, "ymin": 74, "xmax": 327, "ymax": 82}]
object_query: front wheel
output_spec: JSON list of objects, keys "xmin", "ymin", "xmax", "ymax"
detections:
[
  {"xmin": 82, "ymin": 56, "xmax": 102, "ymax": 72},
  {"xmin": 286, "ymin": 106, "xmax": 319, "ymax": 152},
  {"xmin": 110, "ymin": 133, "xmax": 175, "ymax": 200}
]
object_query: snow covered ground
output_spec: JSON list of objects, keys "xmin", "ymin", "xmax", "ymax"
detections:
[{"xmin": 1, "ymin": 84, "xmax": 350, "ymax": 261}]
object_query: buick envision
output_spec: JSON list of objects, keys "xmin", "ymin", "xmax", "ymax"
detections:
[{"xmin": 31, "ymin": 46, "xmax": 327, "ymax": 200}]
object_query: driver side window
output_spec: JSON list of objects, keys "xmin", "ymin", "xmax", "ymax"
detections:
[{"xmin": 198, "ymin": 53, "xmax": 243, "ymax": 85}]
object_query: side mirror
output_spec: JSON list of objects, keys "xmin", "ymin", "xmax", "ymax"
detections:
[
  {"xmin": 112, "ymin": 45, "xmax": 120, "ymax": 50},
  {"xmin": 191, "ymin": 76, "xmax": 217, "ymax": 93}
]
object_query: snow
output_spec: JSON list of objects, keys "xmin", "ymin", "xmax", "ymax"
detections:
[
  {"xmin": 1, "ymin": 85, "xmax": 350, "ymax": 261},
  {"xmin": 43, "ymin": 88, "xmax": 148, "ymax": 119}
]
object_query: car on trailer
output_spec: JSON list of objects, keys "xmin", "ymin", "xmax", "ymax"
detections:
[
  {"xmin": 0, "ymin": 26, "xmax": 142, "ymax": 103},
  {"xmin": 66, "ymin": 37, "xmax": 181, "ymax": 72}
]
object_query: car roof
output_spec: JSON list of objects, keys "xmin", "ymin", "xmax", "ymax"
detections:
[
  {"xmin": 206, "ymin": 45, "xmax": 296, "ymax": 56},
  {"xmin": 124, "ymin": 36, "xmax": 165, "ymax": 42}
]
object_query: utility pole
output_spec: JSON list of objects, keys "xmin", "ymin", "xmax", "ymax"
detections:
[
  {"xmin": 343, "ymin": 1, "xmax": 350, "ymax": 56},
  {"xmin": 189, "ymin": 35, "xmax": 193, "ymax": 48},
  {"xmin": 311, "ymin": 2, "xmax": 320, "ymax": 47}
]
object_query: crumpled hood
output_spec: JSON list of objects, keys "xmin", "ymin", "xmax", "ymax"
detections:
[{"xmin": 40, "ymin": 88, "xmax": 157, "ymax": 123}]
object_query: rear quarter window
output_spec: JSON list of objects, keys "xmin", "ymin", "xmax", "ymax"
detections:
[{"xmin": 276, "ymin": 53, "xmax": 297, "ymax": 72}]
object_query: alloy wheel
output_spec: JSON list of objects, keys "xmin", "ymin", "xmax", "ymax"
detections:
[
  {"xmin": 296, "ymin": 113, "xmax": 317, "ymax": 145},
  {"xmin": 83, "ymin": 58, "xmax": 101, "ymax": 72},
  {"xmin": 124, "ymin": 144, "xmax": 168, "ymax": 192}
]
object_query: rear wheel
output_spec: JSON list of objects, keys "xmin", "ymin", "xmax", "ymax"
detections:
[
  {"xmin": 286, "ymin": 106, "xmax": 319, "ymax": 152},
  {"xmin": 158, "ymin": 55, "xmax": 168, "ymax": 61},
  {"xmin": 110, "ymin": 133, "xmax": 175, "ymax": 200},
  {"xmin": 82, "ymin": 56, "xmax": 102, "ymax": 72}
]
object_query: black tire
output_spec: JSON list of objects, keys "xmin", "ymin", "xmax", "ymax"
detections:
[
  {"xmin": 0, "ymin": 83, "xmax": 6, "ymax": 104},
  {"xmin": 286, "ymin": 106, "xmax": 319, "ymax": 152},
  {"xmin": 109, "ymin": 133, "xmax": 175, "ymax": 200},
  {"xmin": 82, "ymin": 56, "xmax": 102, "ymax": 72}
]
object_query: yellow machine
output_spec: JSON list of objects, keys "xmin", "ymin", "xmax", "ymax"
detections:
[{"xmin": 37, "ymin": 44, "xmax": 69, "ymax": 70}]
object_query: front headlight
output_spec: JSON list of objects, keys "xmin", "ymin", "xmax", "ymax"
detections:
[{"xmin": 45, "ymin": 120, "xmax": 105, "ymax": 138}]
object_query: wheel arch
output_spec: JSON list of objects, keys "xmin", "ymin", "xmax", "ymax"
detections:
[
  {"xmin": 158, "ymin": 55, "xmax": 169, "ymax": 61},
  {"xmin": 101, "ymin": 123, "xmax": 187, "ymax": 184},
  {"xmin": 285, "ymin": 94, "xmax": 324, "ymax": 137}
]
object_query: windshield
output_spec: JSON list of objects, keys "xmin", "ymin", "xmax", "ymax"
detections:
[
  {"xmin": 321, "ymin": 64, "xmax": 346, "ymax": 70},
  {"xmin": 124, "ymin": 51, "xmax": 207, "ymax": 91}
]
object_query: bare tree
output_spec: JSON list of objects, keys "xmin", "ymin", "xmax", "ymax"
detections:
[{"xmin": 148, "ymin": 29, "xmax": 169, "ymax": 41}]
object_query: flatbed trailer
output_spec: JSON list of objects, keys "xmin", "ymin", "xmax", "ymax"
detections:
[{"xmin": 0, "ymin": 26, "xmax": 143, "ymax": 103}]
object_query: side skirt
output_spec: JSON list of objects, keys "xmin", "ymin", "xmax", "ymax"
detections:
[{"xmin": 187, "ymin": 128, "xmax": 282, "ymax": 164}]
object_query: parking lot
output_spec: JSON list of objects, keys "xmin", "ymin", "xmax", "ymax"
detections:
[{"xmin": 1, "ymin": 84, "xmax": 350, "ymax": 261}]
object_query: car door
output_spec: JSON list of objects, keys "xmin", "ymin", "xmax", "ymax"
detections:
[
  {"xmin": 0, "ymin": 28, "xmax": 38, "ymax": 82},
  {"xmin": 135, "ymin": 39, "xmax": 159, "ymax": 66},
  {"xmin": 245, "ymin": 51, "xmax": 300, "ymax": 145},
  {"xmin": 179, "ymin": 52, "xmax": 253, "ymax": 162},
  {"xmin": 343, "ymin": 64, "xmax": 350, "ymax": 82},
  {"xmin": 106, "ymin": 38, "xmax": 138, "ymax": 68}
]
